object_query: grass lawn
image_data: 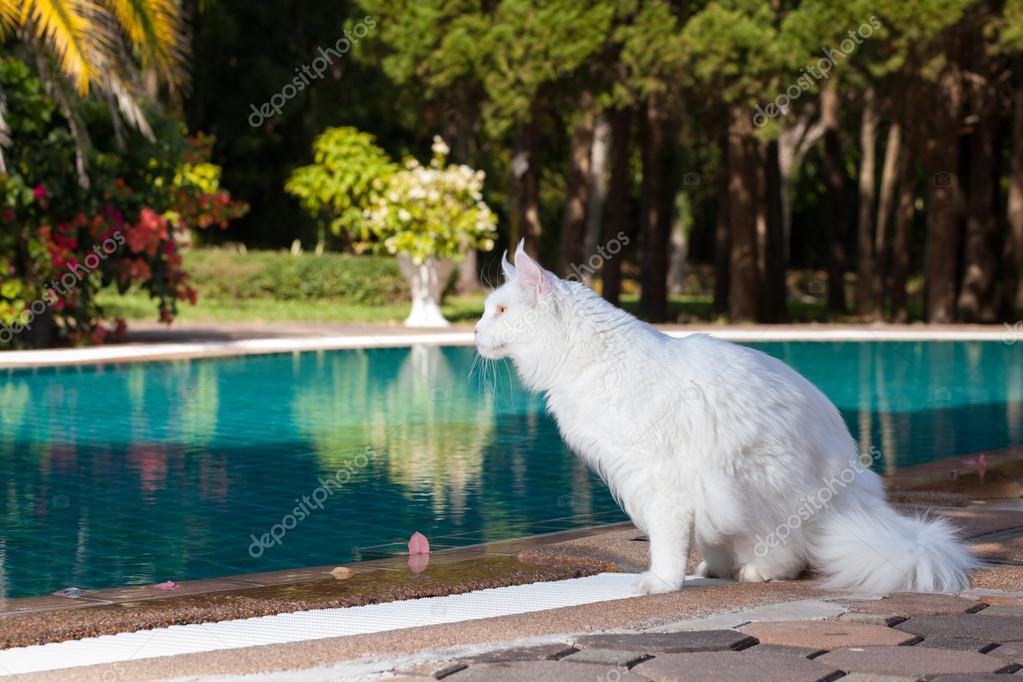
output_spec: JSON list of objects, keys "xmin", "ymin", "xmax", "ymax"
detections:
[
  {"xmin": 97, "ymin": 288, "xmax": 855, "ymax": 326},
  {"xmin": 95, "ymin": 289, "xmax": 490, "ymax": 324}
]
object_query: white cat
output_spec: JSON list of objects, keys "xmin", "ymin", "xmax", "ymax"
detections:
[{"xmin": 474, "ymin": 241, "xmax": 977, "ymax": 595}]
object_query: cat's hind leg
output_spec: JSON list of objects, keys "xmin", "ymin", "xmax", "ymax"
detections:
[
  {"xmin": 731, "ymin": 534, "xmax": 806, "ymax": 583},
  {"xmin": 636, "ymin": 502, "xmax": 694, "ymax": 594},
  {"xmin": 694, "ymin": 540, "xmax": 735, "ymax": 579}
]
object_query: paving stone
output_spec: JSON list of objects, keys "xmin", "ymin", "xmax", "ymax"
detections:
[
  {"xmin": 988, "ymin": 642, "xmax": 1023, "ymax": 663},
  {"xmin": 914, "ymin": 636, "xmax": 997, "ymax": 653},
  {"xmin": 930, "ymin": 677, "xmax": 1023, "ymax": 682},
  {"xmin": 841, "ymin": 593, "xmax": 987, "ymax": 618},
  {"xmin": 632, "ymin": 650, "xmax": 843, "ymax": 682},
  {"xmin": 396, "ymin": 660, "xmax": 468, "ymax": 678},
  {"xmin": 446, "ymin": 660, "xmax": 648, "ymax": 681},
  {"xmin": 574, "ymin": 630, "xmax": 757, "ymax": 653},
  {"xmin": 838, "ymin": 612, "xmax": 908, "ymax": 627},
  {"xmin": 665, "ymin": 599, "xmax": 846, "ymax": 631},
  {"xmin": 433, "ymin": 662, "xmax": 469, "ymax": 679},
  {"xmin": 976, "ymin": 604, "xmax": 1023, "ymax": 617},
  {"xmin": 559, "ymin": 648, "xmax": 651, "ymax": 668},
  {"xmin": 895, "ymin": 614, "xmax": 1023, "ymax": 644},
  {"xmin": 458, "ymin": 643, "xmax": 578, "ymax": 664},
  {"xmin": 835, "ymin": 674, "xmax": 919, "ymax": 682},
  {"xmin": 741, "ymin": 620, "xmax": 918, "ymax": 649},
  {"xmin": 748, "ymin": 643, "xmax": 828, "ymax": 659},
  {"xmin": 813, "ymin": 646, "xmax": 1015, "ymax": 678}
]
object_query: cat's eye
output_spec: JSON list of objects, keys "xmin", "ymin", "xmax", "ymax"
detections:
[{"xmin": 497, "ymin": 305, "xmax": 507, "ymax": 315}]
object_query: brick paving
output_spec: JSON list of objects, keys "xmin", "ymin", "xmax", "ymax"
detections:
[{"xmin": 432, "ymin": 595, "xmax": 1023, "ymax": 681}]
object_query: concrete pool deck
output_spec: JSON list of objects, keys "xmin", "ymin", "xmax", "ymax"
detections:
[
  {"xmin": 2, "ymin": 492, "xmax": 1022, "ymax": 680},
  {"xmin": 0, "ymin": 320, "xmax": 1016, "ymax": 368}
]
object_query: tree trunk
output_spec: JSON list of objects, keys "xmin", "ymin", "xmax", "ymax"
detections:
[
  {"xmin": 1003, "ymin": 71, "xmax": 1023, "ymax": 319},
  {"xmin": 874, "ymin": 121, "xmax": 902, "ymax": 317},
  {"xmin": 639, "ymin": 96, "xmax": 672, "ymax": 323},
  {"xmin": 925, "ymin": 68, "xmax": 963, "ymax": 324},
  {"xmin": 601, "ymin": 107, "xmax": 632, "ymax": 305},
  {"xmin": 761, "ymin": 139, "xmax": 786, "ymax": 322},
  {"xmin": 668, "ymin": 197, "xmax": 687, "ymax": 296},
  {"xmin": 559, "ymin": 93, "xmax": 595, "ymax": 277},
  {"xmin": 728, "ymin": 102, "xmax": 760, "ymax": 321},
  {"xmin": 957, "ymin": 83, "xmax": 999, "ymax": 323},
  {"xmin": 890, "ymin": 133, "xmax": 915, "ymax": 323},
  {"xmin": 583, "ymin": 113, "xmax": 611, "ymax": 278},
  {"xmin": 447, "ymin": 102, "xmax": 481, "ymax": 295},
  {"xmin": 712, "ymin": 132, "xmax": 731, "ymax": 315},
  {"xmin": 511, "ymin": 116, "xmax": 543, "ymax": 258},
  {"xmin": 397, "ymin": 255, "xmax": 455, "ymax": 327},
  {"xmin": 855, "ymin": 87, "xmax": 879, "ymax": 315},
  {"xmin": 821, "ymin": 84, "xmax": 847, "ymax": 312}
]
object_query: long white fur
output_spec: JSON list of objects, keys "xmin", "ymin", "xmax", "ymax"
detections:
[{"xmin": 474, "ymin": 241, "xmax": 977, "ymax": 594}]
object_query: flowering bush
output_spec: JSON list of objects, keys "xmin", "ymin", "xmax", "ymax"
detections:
[
  {"xmin": 0, "ymin": 57, "xmax": 247, "ymax": 349},
  {"xmin": 284, "ymin": 127, "xmax": 398, "ymax": 246},
  {"xmin": 361, "ymin": 137, "xmax": 497, "ymax": 264}
]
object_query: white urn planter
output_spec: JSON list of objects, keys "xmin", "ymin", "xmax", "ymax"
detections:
[{"xmin": 396, "ymin": 254, "xmax": 456, "ymax": 327}]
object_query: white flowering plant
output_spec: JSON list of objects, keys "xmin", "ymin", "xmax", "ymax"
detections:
[{"xmin": 360, "ymin": 137, "xmax": 497, "ymax": 265}]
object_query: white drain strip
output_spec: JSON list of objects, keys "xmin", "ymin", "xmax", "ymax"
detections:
[{"xmin": 0, "ymin": 573, "xmax": 714, "ymax": 676}]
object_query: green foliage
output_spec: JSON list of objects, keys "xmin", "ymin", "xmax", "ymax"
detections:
[
  {"xmin": 284, "ymin": 127, "xmax": 398, "ymax": 239},
  {"xmin": 477, "ymin": 0, "xmax": 615, "ymax": 135},
  {"xmin": 682, "ymin": 1, "xmax": 783, "ymax": 105},
  {"xmin": 177, "ymin": 248, "xmax": 408, "ymax": 305}
]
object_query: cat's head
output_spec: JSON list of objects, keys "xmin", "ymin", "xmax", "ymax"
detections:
[{"xmin": 474, "ymin": 240, "xmax": 563, "ymax": 361}]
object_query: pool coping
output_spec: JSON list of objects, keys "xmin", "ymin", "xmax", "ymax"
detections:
[
  {"xmin": 0, "ymin": 522, "xmax": 634, "ymax": 622},
  {"xmin": 0, "ymin": 322, "xmax": 1017, "ymax": 368}
]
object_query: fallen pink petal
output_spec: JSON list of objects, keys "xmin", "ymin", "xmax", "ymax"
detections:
[
  {"xmin": 153, "ymin": 581, "xmax": 179, "ymax": 590},
  {"xmin": 408, "ymin": 531, "xmax": 430, "ymax": 556}
]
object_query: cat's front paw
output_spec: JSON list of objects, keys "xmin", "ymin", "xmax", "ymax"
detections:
[{"xmin": 635, "ymin": 571, "xmax": 683, "ymax": 595}]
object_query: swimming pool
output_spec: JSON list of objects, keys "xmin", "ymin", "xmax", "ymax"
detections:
[{"xmin": 0, "ymin": 340, "xmax": 1020, "ymax": 598}]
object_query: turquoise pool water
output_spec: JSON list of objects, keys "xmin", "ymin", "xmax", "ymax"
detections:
[{"xmin": 0, "ymin": 341, "xmax": 1020, "ymax": 599}]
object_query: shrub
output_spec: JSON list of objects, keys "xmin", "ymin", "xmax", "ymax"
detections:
[
  {"xmin": 0, "ymin": 57, "xmax": 246, "ymax": 349},
  {"xmin": 183, "ymin": 249, "xmax": 409, "ymax": 305}
]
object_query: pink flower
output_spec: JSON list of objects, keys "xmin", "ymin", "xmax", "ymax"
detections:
[
  {"xmin": 32, "ymin": 184, "xmax": 47, "ymax": 200},
  {"xmin": 2, "ymin": 210, "xmax": 13, "ymax": 221}
]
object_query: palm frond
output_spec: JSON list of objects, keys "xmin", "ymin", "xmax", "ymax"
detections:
[
  {"xmin": 106, "ymin": 0, "xmax": 188, "ymax": 89},
  {"xmin": 21, "ymin": 0, "xmax": 98, "ymax": 94},
  {"xmin": 0, "ymin": 0, "xmax": 20, "ymax": 35}
]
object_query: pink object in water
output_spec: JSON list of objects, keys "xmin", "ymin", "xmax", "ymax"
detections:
[
  {"xmin": 408, "ymin": 531, "xmax": 430, "ymax": 556},
  {"xmin": 154, "ymin": 581, "xmax": 179, "ymax": 590}
]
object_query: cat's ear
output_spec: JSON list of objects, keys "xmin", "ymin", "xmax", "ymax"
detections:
[
  {"xmin": 514, "ymin": 239, "xmax": 552, "ymax": 297},
  {"xmin": 501, "ymin": 250, "xmax": 517, "ymax": 281}
]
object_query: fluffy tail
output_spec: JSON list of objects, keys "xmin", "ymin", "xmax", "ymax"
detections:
[{"xmin": 811, "ymin": 504, "xmax": 979, "ymax": 593}]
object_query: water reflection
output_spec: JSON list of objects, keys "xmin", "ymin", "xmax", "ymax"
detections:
[{"xmin": 0, "ymin": 341, "xmax": 1020, "ymax": 598}]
